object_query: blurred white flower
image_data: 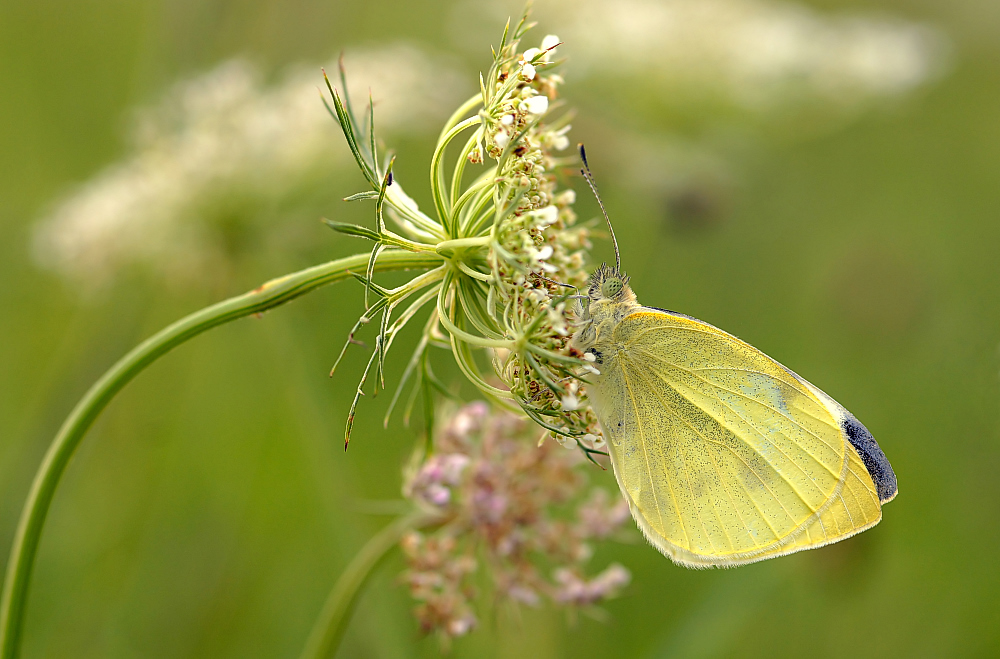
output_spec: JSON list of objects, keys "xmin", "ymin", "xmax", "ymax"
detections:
[
  {"xmin": 33, "ymin": 45, "xmax": 468, "ymax": 290},
  {"xmin": 558, "ymin": 0, "xmax": 947, "ymax": 109},
  {"xmin": 456, "ymin": 0, "xmax": 946, "ymax": 112}
]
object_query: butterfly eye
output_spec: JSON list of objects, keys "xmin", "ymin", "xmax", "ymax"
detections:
[{"xmin": 601, "ymin": 277, "xmax": 623, "ymax": 298}]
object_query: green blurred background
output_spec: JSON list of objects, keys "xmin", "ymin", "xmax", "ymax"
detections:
[{"xmin": 2, "ymin": 0, "xmax": 999, "ymax": 656}]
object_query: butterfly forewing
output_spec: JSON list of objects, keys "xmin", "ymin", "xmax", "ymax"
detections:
[{"xmin": 591, "ymin": 308, "xmax": 883, "ymax": 566}]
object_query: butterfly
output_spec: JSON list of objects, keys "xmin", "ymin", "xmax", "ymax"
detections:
[{"xmin": 571, "ymin": 148, "xmax": 896, "ymax": 567}]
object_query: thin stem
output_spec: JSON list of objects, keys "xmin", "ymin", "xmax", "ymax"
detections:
[
  {"xmin": 298, "ymin": 511, "xmax": 435, "ymax": 659},
  {"xmin": 434, "ymin": 236, "xmax": 491, "ymax": 255},
  {"xmin": 449, "ymin": 128, "xmax": 482, "ymax": 210},
  {"xmin": 438, "ymin": 93, "xmax": 483, "ymax": 141},
  {"xmin": 454, "ymin": 261, "xmax": 492, "ymax": 282},
  {"xmin": 453, "ymin": 175, "xmax": 494, "ymax": 232},
  {"xmin": 436, "ymin": 287, "xmax": 512, "ymax": 349},
  {"xmin": 0, "ymin": 250, "xmax": 442, "ymax": 659},
  {"xmin": 430, "ymin": 116, "xmax": 482, "ymax": 234}
]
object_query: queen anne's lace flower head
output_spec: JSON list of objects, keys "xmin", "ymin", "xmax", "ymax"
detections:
[{"xmin": 323, "ymin": 12, "xmax": 608, "ymax": 458}]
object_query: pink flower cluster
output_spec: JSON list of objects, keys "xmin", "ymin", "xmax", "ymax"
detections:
[{"xmin": 401, "ymin": 402, "xmax": 631, "ymax": 638}]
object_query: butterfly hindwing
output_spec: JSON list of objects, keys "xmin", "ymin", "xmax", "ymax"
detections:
[{"xmin": 590, "ymin": 308, "xmax": 889, "ymax": 567}]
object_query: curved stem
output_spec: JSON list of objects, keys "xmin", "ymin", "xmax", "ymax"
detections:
[
  {"xmin": 449, "ymin": 128, "xmax": 482, "ymax": 211},
  {"xmin": 431, "ymin": 116, "xmax": 482, "ymax": 235},
  {"xmin": 299, "ymin": 511, "xmax": 434, "ymax": 659},
  {"xmin": 0, "ymin": 250, "xmax": 442, "ymax": 659},
  {"xmin": 439, "ymin": 94, "xmax": 482, "ymax": 138}
]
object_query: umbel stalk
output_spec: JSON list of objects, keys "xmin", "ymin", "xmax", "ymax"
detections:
[{"xmin": 0, "ymin": 251, "xmax": 438, "ymax": 659}]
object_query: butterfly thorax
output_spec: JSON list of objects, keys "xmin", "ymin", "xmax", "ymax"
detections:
[{"xmin": 571, "ymin": 264, "xmax": 639, "ymax": 357}]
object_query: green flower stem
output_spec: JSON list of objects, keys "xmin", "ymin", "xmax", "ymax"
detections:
[
  {"xmin": 431, "ymin": 115, "xmax": 482, "ymax": 236},
  {"xmin": 434, "ymin": 236, "xmax": 491, "ymax": 256},
  {"xmin": 439, "ymin": 94, "xmax": 482, "ymax": 137},
  {"xmin": 0, "ymin": 250, "xmax": 441, "ymax": 659},
  {"xmin": 299, "ymin": 511, "xmax": 435, "ymax": 659}
]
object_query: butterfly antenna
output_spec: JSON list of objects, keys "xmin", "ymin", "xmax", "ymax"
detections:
[{"xmin": 579, "ymin": 144, "xmax": 620, "ymax": 272}]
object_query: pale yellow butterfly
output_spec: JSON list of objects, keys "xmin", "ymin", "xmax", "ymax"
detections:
[{"xmin": 571, "ymin": 147, "xmax": 897, "ymax": 568}]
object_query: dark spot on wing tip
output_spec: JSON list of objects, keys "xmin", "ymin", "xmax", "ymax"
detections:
[{"xmin": 841, "ymin": 412, "xmax": 897, "ymax": 504}]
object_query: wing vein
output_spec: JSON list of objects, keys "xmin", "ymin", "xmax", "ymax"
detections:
[
  {"xmin": 637, "ymin": 348, "xmax": 842, "ymax": 464},
  {"xmin": 690, "ymin": 366, "xmax": 816, "ymax": 399},
  {"xmin": 702, "ymin": 443, "xmax": 752, "ymax": 551},
  {"xmin": 632, "ymin": 354, "xmax": 719, "ymax": 553},
  {"xmin": 619, "ymin": 359, "xmax": 678, "ymax": 546},
  {"xmin": 634, "ymin": 353, "xmax": 838, "ymax": 516},
  {"xmin": 629, "ymin": 363, "xmax": 789, "ymax": 540},
  {"xmin": 652, "ymin": 364, "xmax": 839, "ymax": 500}
]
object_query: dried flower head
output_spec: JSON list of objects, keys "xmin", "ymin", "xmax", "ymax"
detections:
[{"xmin": 400, "ymin": 402, "xmax": 631, "ymax": 638}]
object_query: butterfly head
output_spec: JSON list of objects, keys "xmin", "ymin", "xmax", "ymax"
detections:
[{"xmin": 572, "ymin": 264, "xmax": 636, "ymax": 353}]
